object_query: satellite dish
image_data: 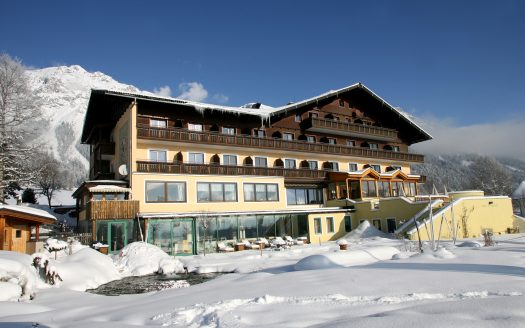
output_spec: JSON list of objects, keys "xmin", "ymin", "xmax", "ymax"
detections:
[{"xmin": 118, "ymin": 164, "xmax": 128, "ymax": 177}]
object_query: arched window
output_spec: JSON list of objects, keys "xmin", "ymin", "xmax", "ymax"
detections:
[
  {"xmin": 173, "ymin": 152, "xmax": 183, "ymax": 163},
  {"xmin": 174, "ymin": 119, "xmax": 184, "ymax": 128},
  {"xmin": 354, "ymin": 119, "xmax": 363, "ymax": 124},
  {"xmin": 243, "ymin": 156, "xmax": 253, "ymax": 166},
  {"xmin": 241, "ymin": 128, "xmax": 251, "ymax": 136},
  {"xmin": 297, "ymin": 134, "xmax": 307, "ymax": 142},
  {"xmin": 210, "ymin": 154, "xmax": 220, "ymax": 165},
  {"xmin": 361, "ymin": 142, "xmax": 370, "ymax": 148},
  {"xmin": 324, "ymin": 113, "xmax": 334, "ymax": 120},
  {"xmin": 272, "ymin": 131, "xmax": 282, "ymax": 139},
  {"xmin": 274, "ymin": 158, "xmax": 284, "ymax": 167},
  {"xmin": 300, "ymin": 160, "xmax": 309, "ymax": 169},
  {"xmin": 209, "ymin": 124, "xmax": 219, "ymax": 133},
  {"xmin": 320, "ymin": 137, "xmax": 329, "ymax": 144}
]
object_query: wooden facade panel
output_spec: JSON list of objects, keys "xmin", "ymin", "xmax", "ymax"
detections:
[{"xmin": 86, "ymin": 200, "xmax": 140, "ymax": 220}]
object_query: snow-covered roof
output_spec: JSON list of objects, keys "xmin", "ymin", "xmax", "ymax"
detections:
[
  {"xmin": 88, "ymin": 185, "xmax": 132, "ymax": 193},
  {"xmin": 0, "ymin": 204, "xmax": 56, "ymax": 220}
]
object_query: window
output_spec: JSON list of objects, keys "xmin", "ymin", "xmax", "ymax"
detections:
[
  {"xmin": 372, "ymin": 219, "xmax": 382, "ymax": 231},
  {"xmin": 369, "ymin": 143, "xmax": 379, "ymax": 149},
  {"xmin": 339, "ymin": 99, "xmax": 344, "ymax": 107},
  {"xmin": 306, "ymin": 135, "xmax": 316, "ymax": 143},
  {"xmin": 309, "ymin": 112, "xmax": 318, "ymax": 118},
  {"xmin": 244, "ymin": 183, "xmax": 279, "ymax": 202},
  {"xmin": 286, "ymin": 188, "xmax": 323, "ymax": 205},
  {"xmin": 406, "ymin": 182, "xmax": 416, "ymax": 197},
  {"xmin": 222, "ymin": 127, "xmax": 235, "ymax": 135},
  {"xmin": 149, "ymin": 149, "xmax": 167, "ymax": 162},
  {"xmin": 295, "ymin": 114, "xmax": 301, "ymax": 122},
  {"xmin": 146, "ymin": 181, "xmax": 186, "ymax": 202},
  {"xmin": 371, "ymin": 164, "xmax": 381, "ymax": 173},
  {"xmin": 15, "ymin": 230, "xmax": 22, "ymax": 238},
  {"xmin": 150, "ymin": 118, "xmax": 167, "ymax": 128},
  {"xmin": 344, "ymin": 216, "xmax": 352, "ymax": 232},
  {"xmin": 197, "ymin": 182, "xmax": 237, "ymax": 202},
  {"xmin": 307, "ymin": 160, "xmax": 318, "ymax": 170},
  {"xmin": 223, "ymin": 154, "xmax": 237, "ymax": 166},
  {"xmin": 254, "ymin": 157, "xmax": 267, "ymax": 167},
  {"xmin": 346, "ymin": 140, "xmax": 355, "ymax": 147},
  {"xmin": 314, "ymin": 218, "xmax": 322, "ymax": 234},
  {"xmin": 189, "ymin": 152, "xmax": 204, "ymax": 164},
  {"xmin": 326, "ymin": 217, "xmax": 334, "ymax": 233},
  {"xmin": 378, "ymin": 181, "xmax": 391, "ymax": 197},
  {"xmin": 361, "ymin": 180, "xmax": 377, "ymax": 198},
  {"xmin": 348, "ymin": 163, "xmax": 358, "ymax": 172},
  {"xmin": 188, "ymin": 123, "xmax": 203, "ymax": 131},
  {"xmin": 328, "ymin": 138, "xmax": 336, "ymax": 145},
  {"xmin": 392, "ymin": 146, "xmax": 400, "ymax": 152},
  {"xmin": 390, "ymin": 165, "xmax": 402, "ymax": 171},
  {"xmin": 283, "ymin": 133, "xmax": 294, "ymax": 141},
  {"xmin": 285, "ymin": 159, "xmax": 296, "ymax": 169},
  {"xmin": 254, "ymin": 129, "xmax": 266, "ymax": 138},
  {"xmin": 329, "ymin": 162, "xmax": 339, "ymax": 171},
  {"xmin": 392, "ymin": 181, "xmax": 405, "ymax": 197}
]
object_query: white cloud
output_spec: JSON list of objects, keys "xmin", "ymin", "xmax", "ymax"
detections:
[
  {"xmin": 212, "ymin": 93, "xmax": 229, "ymax": 104},
  {"xmin": 153, "ymin": 85, "xmax": 172, "ymax": 97},
  {"xmin": 177, "ymin": 82, "xmax": 208, "ymax": 102},
  {"xmin": 411, "ymin": 114, "xmax": 525, "ymax": 161}
]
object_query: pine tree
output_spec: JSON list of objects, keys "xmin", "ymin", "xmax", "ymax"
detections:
[{"xmin": 22, "ymin": 188, "xmax": 37, "ymax": 204}]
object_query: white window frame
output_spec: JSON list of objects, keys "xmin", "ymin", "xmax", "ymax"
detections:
[
  {"xmin": 150, "ymin": 118, "xmax": 167, "ymax": 128},
  {"xmin": 148, "ymin": 149, "xmax": 167, "ymax": 162},
  {"xmin": 254, "ymin": 156, "xmax": 268, "ymax": 167},
  {"xmin": 307, "ymin": 160, "xmax": 318, "ymax": 170},
  {"xmin": 188, "ymin": 123, "xmax": 203, "ymax": 131},
  {"xmin": 348, "ymin": 163, "xmax": 358, "ymax": 172},
  {"xmin": 284, "ymin": 158, "xmax": 296, "ymax": 169},
  {"xmin": 283, "ymin": 132, "xmax": 294, "ymax": 141},
  {"xmin": 188, "ymin": 152, "xmax": 205, "ymax": 164},
  {"xmin": 346, "ymin": 140, "xmax": 355, "ymax": 147},
  {"xmin": 326, "ymin": 217, "xmax": 335, "ymax": 233},
  {"xmin": 294, "ymin": 114, "xmax": 302, "ymax": 122},
  {"xmin": 223, "ymin": 154, "xmax": 237, "ymax": 166},
  {"xmin": 306, "ymin": 135, "xmax": 316, "ymax": 143}
]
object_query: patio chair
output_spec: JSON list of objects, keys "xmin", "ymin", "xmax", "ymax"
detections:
[
  {"xmin": 242, "ymin": 239, "xmax": 261, "ymax": 250},
  {"xmin": 217, "ymin": 241, "xmax": 234, "ymax": 252}
]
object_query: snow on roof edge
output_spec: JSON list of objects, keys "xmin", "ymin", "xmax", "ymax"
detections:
[{"xmin": 0, "ymin": 204, "xmax": 56, "ymax": 220}]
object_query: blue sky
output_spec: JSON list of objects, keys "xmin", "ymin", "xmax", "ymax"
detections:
[{"xmin": 1, "ymin": 0, "xmax": 525, "ymax": 157}]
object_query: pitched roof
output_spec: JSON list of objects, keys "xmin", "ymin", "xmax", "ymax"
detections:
[
  {"xmin": 82, "ymin": 83, "xmax": 432, "ymax": 144},
  {"xmin": 0, "ymin": 204, "xmax": 56, "ymax": 222}
]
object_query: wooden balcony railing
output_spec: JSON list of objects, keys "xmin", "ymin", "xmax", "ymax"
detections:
[
  {"xmin": 303, "ymin": 117, "xmax": 399, "ymax": 141},
  {"xmin": 137, "ymin": 125, "xmax": 425, "ymax": 163},
  {"xmin": 136, "ymin": 161, "xmax": 328, "ymax": 180},
  {"xmin": 86, "ymin": 200, "xmax": 140, "ymax": 220}
]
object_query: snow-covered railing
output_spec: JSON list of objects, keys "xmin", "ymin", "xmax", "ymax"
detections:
[{"xmin": 395, "ymin": 199, "xmax": 443, "ymax": 234}]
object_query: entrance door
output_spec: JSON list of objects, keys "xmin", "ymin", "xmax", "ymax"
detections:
[
  {"xmin": 109, "ymin": 222, "xmax": 127, "ymax": 252},
  {"xmin": 11, "ymin": 224, "xmax": 29, "ymax": 253}
]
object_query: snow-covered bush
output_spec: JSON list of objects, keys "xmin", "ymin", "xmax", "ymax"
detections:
[
  {"xmin": 114, "ymin": 242, "xmax": 186, "ymax": 276},
  {"xmin": 0, "ymin": 253, "xmax": 40, "ymax": 301}
]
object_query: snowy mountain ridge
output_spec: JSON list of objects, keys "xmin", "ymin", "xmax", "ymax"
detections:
[{"xmin": 25, "ymin": 65, "xmax": 142, "ymax": 185}]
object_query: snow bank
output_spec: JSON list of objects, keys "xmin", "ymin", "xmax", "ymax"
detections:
[
  {"xmin": 0, "ymin": 251, "xmax": 40, "ymax": 301},
  {"xmin": 113, "ymin": 242, "xmax": 185, "ymax": 276},
  {"xmin": 294, "ymin": 246, "xmax": 400, "ymax": 270},
  {"xmin": 340, "ymin": 220, "xmax": 392, "ymax": 240},
  {"xmin": 55, "ymin": 248, "xmax": 121, "ymax": 291}
]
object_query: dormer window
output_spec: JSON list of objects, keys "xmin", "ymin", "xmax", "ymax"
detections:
[
  {"xmin": 339, "ymin": 100, "xmax": 344, "ymax": 107},
  {"xmin": 295, "ymin": 114, "xmax": 301, "ymax": 122},
  {"xmin": 150, "ymin": 119, "xmax": 167, "ymax": 128}
]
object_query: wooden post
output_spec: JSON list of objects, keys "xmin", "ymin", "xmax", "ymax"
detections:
[
  {"xmin": 0, "ymin": 215, "xmax": 5, "ymax": 250},
  {"xmin": 36, "ymin": 224, "xmax": 40, "ymax": 241}
]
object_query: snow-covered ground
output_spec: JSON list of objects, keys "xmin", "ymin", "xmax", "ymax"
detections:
[{"xmin": 2, "ymin": 225, "xmax": 525, "ymax": 327}]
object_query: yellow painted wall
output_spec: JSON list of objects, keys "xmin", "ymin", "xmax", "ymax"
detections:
[
  {"xmin": 448, "ymin": 190, "xmax": 484, "ymax": 201},
  {"xmin": 307, "ymin": 212, "xmax": 349, "ymax": 243},
  {"xmin": 112, "ymin": 103, "xmax": 134, "ymax": 179},
  {"xmin": 131, "ymin": 173, "xmax": 301, "ymax": 213},
  {"xmin": 408, "ymin": 197, "xmax": 516, "ymax": 240},
  {"xmin": 351, "ymin": 198, "xmax": 429, "ymax": 232}
]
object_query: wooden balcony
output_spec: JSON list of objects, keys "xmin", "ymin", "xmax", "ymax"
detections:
[
  {"xmin": 302, "ymin": 117, "xmax": 399, "ymax": 141},
  {"xmin": 86, "ymin": 200, "xmax": 140, "ymax": 220},
  {"xmin": 137, "ymin": 125, "xmax": 425, "ymax": 163},
  {"xmin": 136, "ymin": 161, "xmax": 328, "ymax": 181}
]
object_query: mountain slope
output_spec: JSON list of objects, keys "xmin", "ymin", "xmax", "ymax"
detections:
[{"xmin": 25, "ymin": 65, "xmax": 141, "ymax": 186}]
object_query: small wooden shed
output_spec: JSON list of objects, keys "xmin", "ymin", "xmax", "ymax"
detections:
[{"xmin": 0, "ymin": 204, "xmax": 56, "ymax": 254}]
